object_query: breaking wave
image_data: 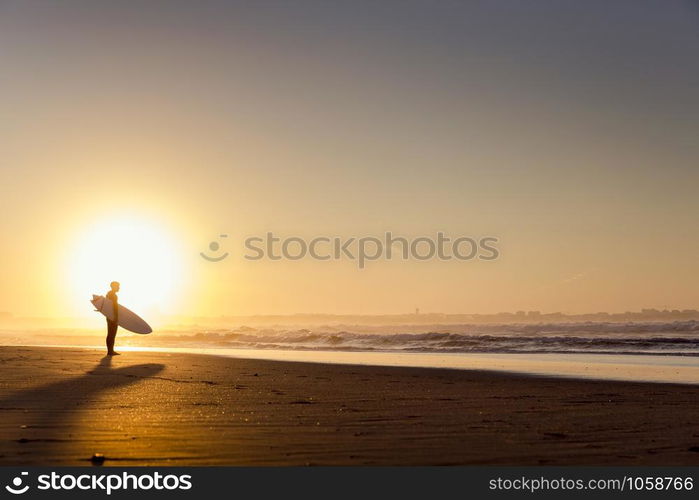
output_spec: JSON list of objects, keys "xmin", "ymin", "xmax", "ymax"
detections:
[{"xmin": 159, "ymin": 321, "xmax": 699, "ymax": 356}]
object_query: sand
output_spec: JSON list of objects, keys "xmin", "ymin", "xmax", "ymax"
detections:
[{"xmin": 0, "ymin": 346, "xmax": 697, "ymax": 466}]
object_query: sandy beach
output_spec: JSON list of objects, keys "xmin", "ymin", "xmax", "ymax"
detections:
[{"xmin": 1, "ymin": 346, "xmax": 698, "ymax": 466}]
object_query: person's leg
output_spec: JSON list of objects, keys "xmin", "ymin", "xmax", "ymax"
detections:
[{"xmin": 106, "ymin": 320, "xmax": 118, "ymax": 354}]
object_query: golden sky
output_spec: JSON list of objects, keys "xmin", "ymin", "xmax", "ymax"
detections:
[{"xmin": 1, "ymin": 1, "xmax": 698, "ymax": 319}]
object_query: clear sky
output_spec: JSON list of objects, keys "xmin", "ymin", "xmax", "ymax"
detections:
[{"xmin": 1, "ymin": 1, "xmax": 698, "ymax": 319}]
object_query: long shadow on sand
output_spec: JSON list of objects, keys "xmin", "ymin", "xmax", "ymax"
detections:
[{"xmin": 0, "ymin": 356, "xmax": 164, "ymax": 464}]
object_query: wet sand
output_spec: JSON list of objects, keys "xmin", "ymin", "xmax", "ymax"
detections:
[{"xmin": 1, "ymin": 346, "xmax": 698, "ymax": 465}]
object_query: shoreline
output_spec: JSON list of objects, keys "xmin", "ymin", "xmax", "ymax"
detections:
[
  {"xmin": 1, "ymin": 346, "xmax": 698, "ymax": 466},
  {"xmin": 14, "ymin": 343, "xmax": 699, "ymax": 385}
]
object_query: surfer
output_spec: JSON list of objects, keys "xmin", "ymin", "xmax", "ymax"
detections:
[{"xmin": 106, "ymin": 281, "xmax": 121, "ymax": 356}]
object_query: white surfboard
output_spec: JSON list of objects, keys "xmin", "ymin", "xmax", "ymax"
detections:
[{"xmin": 91, "ymin": 295, "xmax": 153, "ymax": 334}]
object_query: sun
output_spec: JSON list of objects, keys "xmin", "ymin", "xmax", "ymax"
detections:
[{"xmin": 67, "ymin": 216, "xmax": 185, "ymax": 317}]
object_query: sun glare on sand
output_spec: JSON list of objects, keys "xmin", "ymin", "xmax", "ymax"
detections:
[{"xmin": 67, "ymin": 217, "xmax": 185, "ymax": 318}]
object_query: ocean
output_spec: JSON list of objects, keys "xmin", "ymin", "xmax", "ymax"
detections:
[{"xmin": 153, "ymin": 320, "xmax": 699, "ymax": 356}]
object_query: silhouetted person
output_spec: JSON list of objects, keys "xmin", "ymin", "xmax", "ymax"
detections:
[{"xmin": 106, "ymin": 281, "xmax": 120, "ymax": 356}]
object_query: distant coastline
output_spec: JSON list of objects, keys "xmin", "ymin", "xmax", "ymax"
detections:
[{"xmin": 3, "ymin": 308, "xmax": 699, "ymax": 328}]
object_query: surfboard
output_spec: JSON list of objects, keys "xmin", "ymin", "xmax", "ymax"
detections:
[{"xmin": 90, "ymin": 295, "xmax": 153, "ymax": 334}]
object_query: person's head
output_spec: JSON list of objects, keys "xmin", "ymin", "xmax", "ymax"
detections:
[{"xmin": 110, "ymin": 281, "xmax": 120, "ymax": 292}]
